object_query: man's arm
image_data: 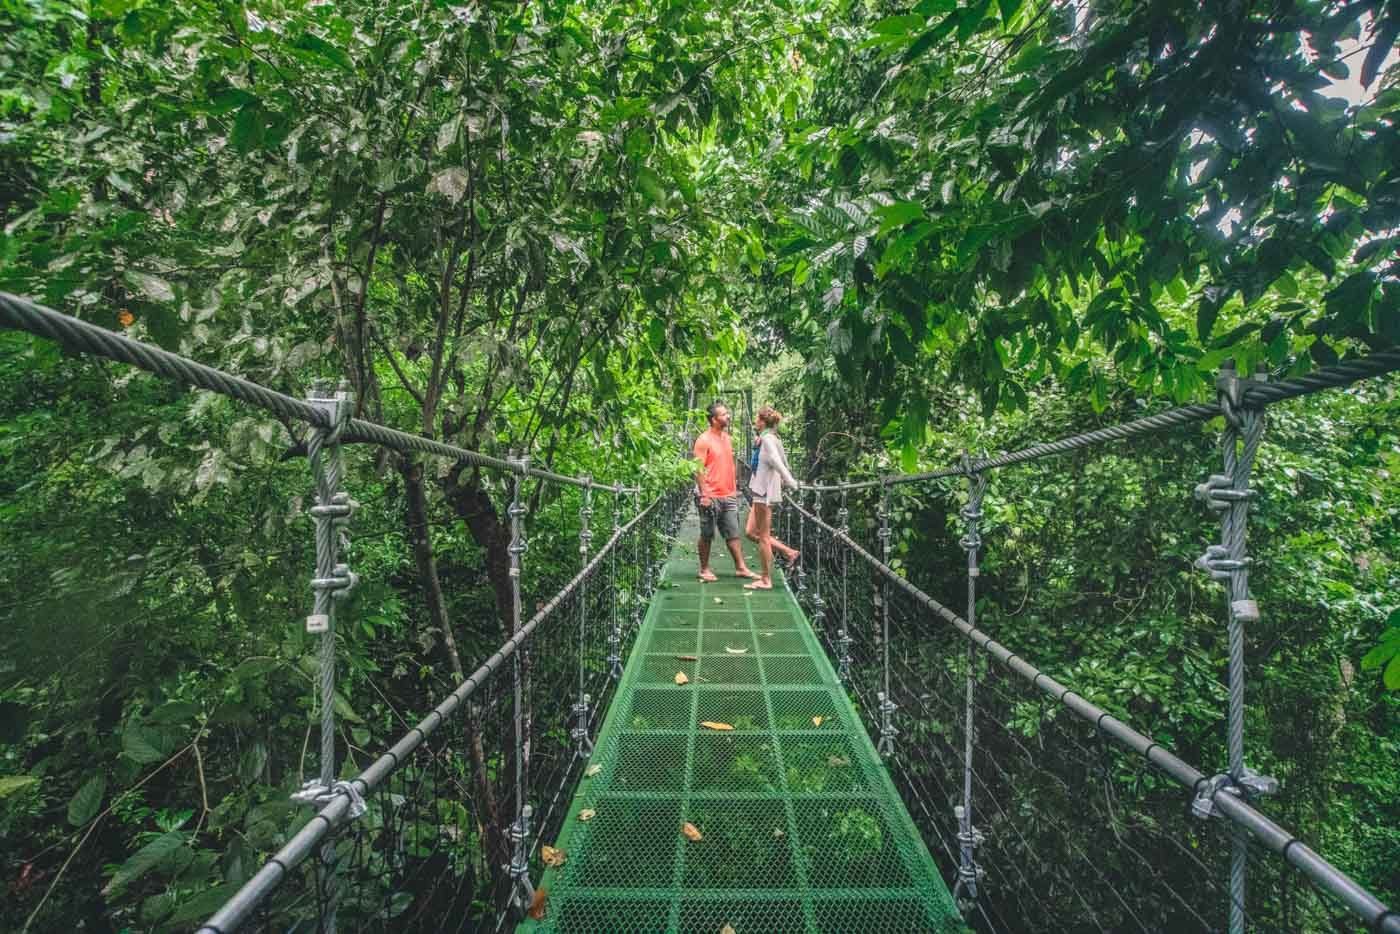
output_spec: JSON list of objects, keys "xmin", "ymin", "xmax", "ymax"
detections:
[{"xmin": 693, "ymin": 435, "xmax": 711, "ymax": 507}]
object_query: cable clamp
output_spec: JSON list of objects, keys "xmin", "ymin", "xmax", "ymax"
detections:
[
  {"xmin": 311, "ymin": 563, "xmax": 358, "ymax": 600},
  {"xmin": 307, "ymin": 380, "xmax": 354, "ymax": 443},
  {"xmin": 570, "ymin": 694, "xmax": 595, "ymax": 759},
  {"xmin": 1194, "ymin": 473, "xmax": 1253, "ymax": 510},
  {"xmin": 877, "ymin": 692, "xmax": 899, "ymax": 757},
  {"xmin": 291, "ymin": 779, "xmax": 367, "ymax": 819},
  {"xmin": 1193, "ymin": 767, "xmax": 1277, "ymax": 821}
]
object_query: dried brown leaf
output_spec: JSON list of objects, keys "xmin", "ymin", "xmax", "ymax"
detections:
[
  {"xmin": 527, "ymin": 887, "xmax": 547, "ymax": 920},
  {"xmin": 676, "ymin": 654, "xmax": 699, "ymax": 661},
  {"xmin": 578, "ymin": 808, "xmax": 596, "ymax": 821},
  {"xmin": 724, "ymin": 646, "xmax": 748, "ymax": 655},
  {"xmin": 541, "ymin": 845, "xmax": 567, "ymax": 867},
  {"xmin": 585, "ymin": 764, "xmax": 602, "ymax": 778},
  {"xmin": 699, "ymin": 721, "xmax": 734, "ymax": 732},
  {"xmin": 811, "ymin": 716, "xmax": 825, "ymax": 727},
  {"xmin": 682, "ymin": 821, "xmax": 704, "ymax": 841},
  {"xmin": 721, "ymin": 925, "xmax": 736, "ymax": 934},
  {"xmin": 675, "ymin": 671, "xmax": 690, "ymax": 685},
  {"xmin": 827, "ymin": 755, "xmax": 850, "ymax": 767}
]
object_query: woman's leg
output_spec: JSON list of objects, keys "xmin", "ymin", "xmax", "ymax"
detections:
[
  {"xmin": 745, "ymin": 502, "xmax": 759, "ymax": 543},
  {"xmin": 756, "ymin": 503, "xmax": 774, "ymax": 585},
  {"xmin": 768, "ymin": 532, "xmax": 798, "ymax": 562},
  {"xmin": 746, "ymin": 503, "xmax": 774, "ymax": 587}
]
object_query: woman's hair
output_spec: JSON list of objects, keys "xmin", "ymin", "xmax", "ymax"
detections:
[{"xmin": 756, "ymin": 404, "xmax": 782, "ymax": 428}]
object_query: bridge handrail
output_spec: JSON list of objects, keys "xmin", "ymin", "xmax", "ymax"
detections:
[
  {"xmin": 807, "ymin": 348, "xmax": 1400, "ymax": 492},
  {"xmin": 789, "ymin": 498, "xmax": 1400, "ymax": 934},
  {"xmin": 0, "ymin": 291, "xmax": 637, "ymax": 494},
  {"xmin": 194, "ymin": 492, "xmax": 665, "ymax": 934}
]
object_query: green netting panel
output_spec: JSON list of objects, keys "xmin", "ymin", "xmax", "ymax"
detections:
[{"xmin": 518, "ymin": 515, "xmax": 962, "ymax": 934}]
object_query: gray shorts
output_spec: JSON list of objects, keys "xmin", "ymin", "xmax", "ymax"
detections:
[{"xmin": 699, "ymin": 495, "xmax": 742, "ymax": 541}]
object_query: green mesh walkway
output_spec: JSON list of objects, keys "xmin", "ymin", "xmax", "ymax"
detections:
[{"xmin": 519, "ymin": 514, "xmax": 962, "ymax": 933}]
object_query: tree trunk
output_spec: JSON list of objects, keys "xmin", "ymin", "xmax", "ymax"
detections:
[{"xmin": 397, "ymin": 456, "xmax": 465, "ymax": 680}]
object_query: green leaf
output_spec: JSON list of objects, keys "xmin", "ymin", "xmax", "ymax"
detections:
[
  {"xmin": 167, "ymin": 884, "xmax": 238, "ymax": 924},
  {"xmin": 0, "ymin": 776, "xmax": 38, "ymax": 799},
  {"xmin": 636, "ymin": 166, "xmax": 666, "ymax": 204},
  {"xmin": 231, "ymin": 105, "xmax": 265, "ymax": 154},
  {"xmin": 875, "ymin": 201, "xmax": 924, "ymax": 236},
  {"xmin": 1387, "ymin": 656, "xmax": 1400, "ymax": 691},
  {"xmin": 122, "ymin": 725, "xmax": 180, "ymax": 764},
  {"xmin": 958, "ymin": 0, "xmax": 994, "ymax": 41},
  {"xmin": 871, "ymin": 14, "xmax": 925, "ymax": 36},
  {"xmin": 290, "ymin": 33, "xmax": 355, "ymax": 71},
  {"xmin": 903, "ymin": 13, "xmax": 958, "ymax": 63},
  {"xmin": 68, "ymin": 775, "xmax": 106, "ymax": 826},
  {"xmin": 103, "ymin": 831, "xmax": 186, "ymax": 895},
  {"xmin": 997, "ymin": 0, "xmax": 1024, "ymax": 25},
  {"xmin": 1272, "ymin": 272, "xmax": 1299, "ymax": 298},
  {"xmin": 1196, "ymin": 292, "xmax": 1223, "ymax": 343},
  {"xmin": 333, "ymin": 691, "xmax": 364, "ymax": 723},
  {"xmin": 125, "ymin": 271, "xmax": 174, "ymax": 303}
]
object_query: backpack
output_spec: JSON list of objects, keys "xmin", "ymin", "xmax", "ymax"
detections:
[{"xmin": 748, "ymin": 435, "xmax": 763, "ymax": 474}]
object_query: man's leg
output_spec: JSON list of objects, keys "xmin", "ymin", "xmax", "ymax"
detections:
[
  {"xmin": 718, "ymin": 500, "xmax": 755, "ymax": 576},
  {"xmin": 698, "ymin": 504, "xmax": 718, "ymax": 581}
]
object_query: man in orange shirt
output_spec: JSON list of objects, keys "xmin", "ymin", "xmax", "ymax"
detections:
[{"xmin": 693, "ymin": 401, "xmax": 757, "ymax": 583}]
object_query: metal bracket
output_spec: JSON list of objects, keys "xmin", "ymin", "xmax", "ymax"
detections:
[
  {"xmin": 570, "ymin": 694, "xmax": 594, "ymax": 759},
  {"xmin": 291, "ymin": 779, "xmax": 368, "ymax": 819},
  {"xmin": 952, "ymin": 804, "xmax": 986, "ymax": 904},
  {"xmin": 877, "ymin": 691, "xmax": 899, "ymax": 758},
  {"xmin": 506, "ymin": 804, "xmax": 536, "ymax": 912},
  {"xmin": 1192, "ymin": 767, "xmax": 1279, "ymax": 820}
]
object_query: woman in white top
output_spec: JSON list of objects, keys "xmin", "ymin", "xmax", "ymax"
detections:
[{"xmin": 745, "ymin": 405, "xmax": 801, "ymax": 590}]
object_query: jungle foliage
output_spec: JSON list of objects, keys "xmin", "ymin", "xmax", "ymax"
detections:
[{"xmin": 1, "ymin": 0, "xmax": 1397, "ymax": 930}]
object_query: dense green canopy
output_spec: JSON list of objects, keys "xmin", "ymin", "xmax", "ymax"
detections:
[{"xmin": 1, "ymin": 0, "xmax": 1396, "ymax": 930}]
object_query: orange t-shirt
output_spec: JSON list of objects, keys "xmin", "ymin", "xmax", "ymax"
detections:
[{"xmin": 693, "ymin": 429, "xmax": 736, "ymax": 498}]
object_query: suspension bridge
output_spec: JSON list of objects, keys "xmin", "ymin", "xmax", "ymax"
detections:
[{"xmin": 2, "ymin": 290, "xmax": 1398, "ymax": 934}]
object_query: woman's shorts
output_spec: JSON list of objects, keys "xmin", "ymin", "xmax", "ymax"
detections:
[{"xmin": 749, "ymin": 488, "xmax": 781, "ymax": 507}]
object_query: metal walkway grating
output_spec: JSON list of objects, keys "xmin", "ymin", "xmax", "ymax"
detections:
[{"xmin": 518, "ymin": 513, "xmax": 962, "ymax": 933}]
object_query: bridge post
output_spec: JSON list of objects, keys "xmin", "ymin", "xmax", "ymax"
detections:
[
  {"xmin": 292, "ymin": 380, "xmax": 360, "ymax": 934},
  {"xmin": 572, "ymin": 479, "xmax": 595, "ymax": 760},
  {"xmin": 608, "ymin": 483, "xmax": 625, "ymax": 680},
  {"xmin": 796, "ymin": 487, "xmax": 808, "ymax": 595},
  {"xmin": 953, "ymin": 451, "xmax": 989, "ymax": 909},
  {"xmin": 835, "ymin": 490, "xmax": 853, "ymax": 682},
  {"xmin": 876, "ymin": 478, "xmax": 898, "ymax": 758},
  {"xmin": 631, "ymin": 488, "xmax": 643, "ymax": 633},
  {"xmin": 811, "ymin": 489, "xmax": 826, "ymax": 635},
  {"xmin": 505, "ymin": 452, "xmax": 536, "ymax": 915},
  {"xmin": 1192, "ymin": 362, "xmax": 1275, "ymax": 934}
]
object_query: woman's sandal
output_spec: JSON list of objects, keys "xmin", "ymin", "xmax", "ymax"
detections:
[{"xmin": 744, "ymin": 580, "xmax": 773, "ymax": 590}]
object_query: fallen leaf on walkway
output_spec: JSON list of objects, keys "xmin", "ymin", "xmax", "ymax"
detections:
[
  {"xmin": 827, "ymin": 755, "xmax": 850, "ymax": 767},
  {"xmin": 585, "ymin": 764, "xmax": 602, "ymax": 778},
  {"xmin": 760, "ymin": 632, "xmax": 774, "ymax": 637},
  {"xmin": 682, "ymin": 822, "xmax": 704, "ymax": 841},
  {"xmin": 578, "ymin": 809, "xmax": 596, "ymax": 821},
  {"xmin": 541, "ymin": 845, "xmax": 566, "ymax": 867},
  {"xmin": 812, "ymin": 716, "xmax": 825, "ymax": 727},
  {"xmin": 724, "ymin": 646, "xmax": 748, "ymax": 655},
  {"xmin": 676, "ymin": 654, "xmax": 698, "ymax": 661},
  {"xmin": 713, "ymin": 597, "xmax": 724, "ymax": 604},
  {"xmin": 721, "ymin": 925, "xmax": 736, "ymax": 934},
  {"xmin": 527, "ymin": 888, "xmax": 547, "ymax": 920},
  {"xmin": 700, "ymin": 721, "xmax": 734, "ymax": 731},
  {"xmin": 773, "ymin": 827, "xmax": 785, "ymax": 839},
  {"xmin": 675, "ymin": 671, "xmax": 689, "ymax": 685}
]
